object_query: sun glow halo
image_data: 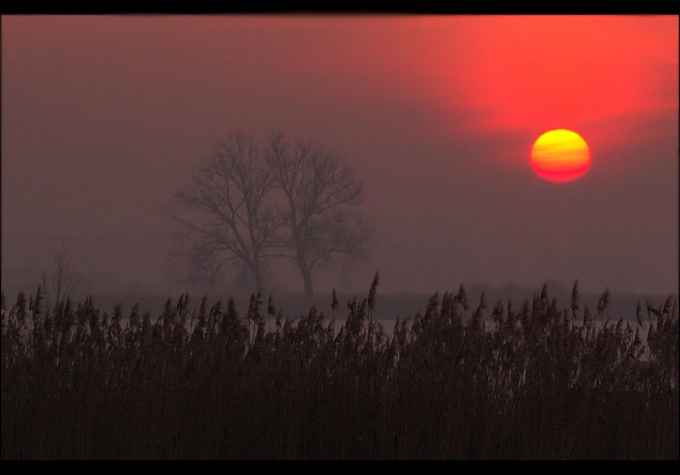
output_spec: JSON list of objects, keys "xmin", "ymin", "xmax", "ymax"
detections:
[{"xmin": 530, "ymin": 129, "xmax": 591, "ymax": 183}]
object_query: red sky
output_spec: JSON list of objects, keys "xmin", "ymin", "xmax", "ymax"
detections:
[
  {"xmin": 2, "ymin": 15, "xmax": 678, "ymax": 297},
  {"xmin": 450, "ymin": 16, "xmax": 677, "ymax": 126}
]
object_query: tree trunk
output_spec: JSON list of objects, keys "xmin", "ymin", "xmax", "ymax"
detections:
[
  {"xmin": 301, "ymin": 268, "xmax": 313, "ymax": 296},
  {"xmin": 250, "ymin": 252, "xmax": 265, "ymax": 291},
  {"xmin": 252, "ymin": 266, "xmax": 264, "ymax": 292},
  {"xmin": 296, "ymin": 256, "xmax": 314, "ymax": 296}
]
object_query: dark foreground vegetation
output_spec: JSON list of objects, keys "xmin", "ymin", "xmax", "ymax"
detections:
[{"xmin": 2, "ymin": 277, "xmax": 678, "ymax": 460}]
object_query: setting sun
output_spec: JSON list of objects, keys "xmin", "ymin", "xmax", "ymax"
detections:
[{"xmin": 530, "ymin": 129, "xmax": 591, "ymax": 183}]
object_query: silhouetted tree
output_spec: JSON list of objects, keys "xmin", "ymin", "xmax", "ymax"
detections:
[
  {"xmin": 167, "ymin": 132, "xmax": 281, "ymax": 291},
  {"xmin": 267, "ymin": 132, "xmax": 372, "ymax": 296},
  {"xmin": 42, "ymin": 239, "xmax": 79, "ymax": 309},
  {"xmin": 167, "ymin": 131, "xmax": 372, "ymax": 295}
]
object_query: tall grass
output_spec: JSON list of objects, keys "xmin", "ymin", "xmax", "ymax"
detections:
[{"xmin": 1, "ymin": 278, "xmax": 678, "ymax": 459}]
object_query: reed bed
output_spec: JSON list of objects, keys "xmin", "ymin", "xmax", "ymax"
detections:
[{"xmin": 1, "ymin": 277, "xmax": 678, "ymax": 460}]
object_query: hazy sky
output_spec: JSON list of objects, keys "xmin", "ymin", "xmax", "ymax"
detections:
[{"xmin": 2, "ymin": 15, "xmax": 678, "ymax": 297}]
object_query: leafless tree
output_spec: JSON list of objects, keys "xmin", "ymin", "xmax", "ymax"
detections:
[
  {"xmin": 168, "ymin": 131, "xmax": 372, "ymax": 295},
  {"xmin": 166, "ymin": 132, "xmax": 282, "ymax": 291},
  {"xmin": 267, "ymin": 133, "xmax": 372, "ymax": 296},
  {"xmin": 42, "ymin": 239, "xmax": 79, "ymax": 308}
]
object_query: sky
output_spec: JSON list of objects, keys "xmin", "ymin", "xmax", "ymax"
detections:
[{"xmin": 2, "ymin": 14, "xmax": 678, "ymax": 299}]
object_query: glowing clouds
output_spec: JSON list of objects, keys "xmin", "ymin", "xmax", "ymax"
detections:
[{"xmin": 448, "ymin": 15, "xmax": 678, "ymax": 142}]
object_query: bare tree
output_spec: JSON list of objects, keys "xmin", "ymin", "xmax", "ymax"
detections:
[
  {"xmin": 267, "ymin": 133, "xmax": 372, "ymax": 296},
  {"xmin": 166, "ymin": 132, "xmax": 282, "ymax": 291},
  {"xmin": 42, "ymin": 239, "xmax": 79, "ymax": 309},
  {"xmin": 168, "ymin": 131, "xmax": 372, "ymax": 295}
]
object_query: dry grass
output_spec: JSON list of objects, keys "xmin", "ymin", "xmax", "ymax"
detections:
[{"xmin": 1, "ymin": 279, "xmax": 678, "ymax": 460}]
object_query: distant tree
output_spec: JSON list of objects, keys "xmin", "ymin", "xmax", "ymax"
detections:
[
  {"xmin": 166, "ymin": 132, "xmax": 281, "ymax": 291},
  {"xmin": 167, "ymin": 131, "xmax": 372, "ymax": 295},
  {"xmin": 42, "ymin": 239, "xmax": 79, "ymax": 309},
  {"xmin": 267, "ymin": 133, "xmax": 372, "ymax": 296}
]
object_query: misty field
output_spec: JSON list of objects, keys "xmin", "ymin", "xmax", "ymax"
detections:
[{"xmin": 1, "ymin": 280, "xmax": 678, "ymax": 460}]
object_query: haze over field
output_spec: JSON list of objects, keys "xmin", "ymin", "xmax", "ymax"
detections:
[{"xmin": 2, "ymin": 15, "xmax": 678, "ymax": 300}]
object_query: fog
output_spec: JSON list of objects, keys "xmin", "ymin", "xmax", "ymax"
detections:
[{"xmin": 2, "ymin": 16, "xmax": 678, "ymax": 306}]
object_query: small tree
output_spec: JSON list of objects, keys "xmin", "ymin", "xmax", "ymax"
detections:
[
  {"xmin": 167, "ymin": 132, "xmax": 281, "ymax": 291},
  {"xmin": 268, "ymin": 133, "xmax": 372, "ymax": 296},
  {"xmin": 42, "ymin": 239, "xmax": 79, "ymax": 310}
]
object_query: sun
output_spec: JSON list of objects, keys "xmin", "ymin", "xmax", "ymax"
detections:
[{"xmin": 530, "ymin": 129, "xmax": 591, "ymax": 183}]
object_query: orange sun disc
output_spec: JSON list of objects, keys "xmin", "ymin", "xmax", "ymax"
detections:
[{"xmin": 530, "ymin": 129, "xmax": 591, "ymax": 183}]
